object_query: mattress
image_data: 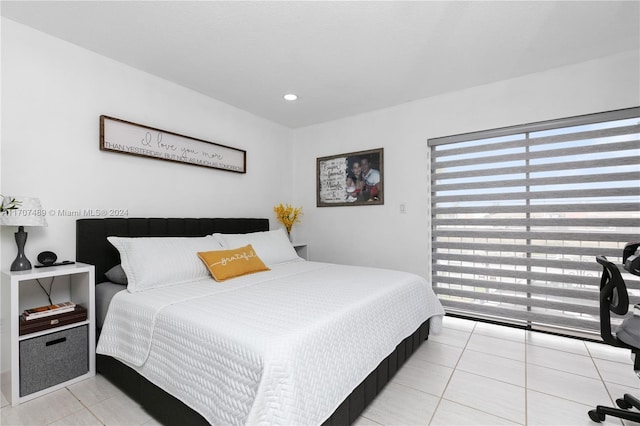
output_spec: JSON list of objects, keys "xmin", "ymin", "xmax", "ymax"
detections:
[
  {"xmin": 97, "ymin": 260, "xmax": 444, "ymax": 425},
  {"xmin": 95, "ymin": 282, "xmax": 126, "ymax": 329}
]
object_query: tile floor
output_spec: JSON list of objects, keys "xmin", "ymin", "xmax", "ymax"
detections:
[{"xmin": 2, "ymin": 315, "xmax": 639, "ymax": 425}]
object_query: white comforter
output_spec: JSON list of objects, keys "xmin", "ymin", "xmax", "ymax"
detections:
[{"xmin": 97, "ymin": 261, "xmax": 444, "ymax": 425}]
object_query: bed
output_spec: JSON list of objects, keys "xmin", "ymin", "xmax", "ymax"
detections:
[{"xmin": 76, "ymin": 218, "xmax": 444, "ymax": 425}]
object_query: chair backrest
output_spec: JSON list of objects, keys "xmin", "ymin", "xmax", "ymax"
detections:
[{"xmin": 596, "ymin": 255, "xmax": 630, "ymax": 347}]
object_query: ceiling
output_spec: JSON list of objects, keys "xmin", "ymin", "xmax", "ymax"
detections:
[{"xmin": 2, "ymin": 1, "xmax": 639, "ymax": 128}]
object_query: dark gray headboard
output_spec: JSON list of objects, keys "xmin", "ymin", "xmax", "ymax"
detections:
[{"xmin": 76, "ymin": 218, "xmax": 269, "ymax": 284}]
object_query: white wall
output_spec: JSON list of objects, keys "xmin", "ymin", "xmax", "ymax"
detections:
[
  {"xmin": 291, "ymin": 49, "xmax": 640, "ymax": 278},
  {"xmin": 2, "ymin": 18, "xmax": 638, "ymax": 284},
  {"xmin": 0, "ymin": 18, "xmax": 293, "ymax": 269}
]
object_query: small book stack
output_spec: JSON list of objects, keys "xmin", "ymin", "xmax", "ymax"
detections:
[
  {"xmin": 19, "ymin": 302, "xmax": 87, "ymax": 336},
  {"xmin": 23, "ymin": 301, "xmax": 76, "ymax": 320}
]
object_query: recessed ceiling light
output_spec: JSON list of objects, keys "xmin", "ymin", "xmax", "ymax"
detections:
[{"xmin": 284, "ymin": 94, "xmax": 298, "ymax": 101}]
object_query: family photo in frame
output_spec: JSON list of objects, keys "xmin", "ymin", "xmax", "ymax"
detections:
[{"xmin": 317, "ymin": 148, "xmax": 384, "ymax": 207}]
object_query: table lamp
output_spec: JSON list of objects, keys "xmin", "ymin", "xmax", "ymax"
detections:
[{"xmin": 0, "ymin": 196, "xmax": 47, "ymax": 271}]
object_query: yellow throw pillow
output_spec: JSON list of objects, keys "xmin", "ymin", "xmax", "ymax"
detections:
[{"xmin": 198, "ymin": 244, "xmax": 270, "ymax": 282}]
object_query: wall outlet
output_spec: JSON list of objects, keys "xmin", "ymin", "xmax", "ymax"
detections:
[{"xmin": 400, "ymin": 203, "xmax": 407, "ymax": 214}]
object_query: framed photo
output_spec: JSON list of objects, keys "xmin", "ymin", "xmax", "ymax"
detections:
[
  {"xmin": 100, "ymin": 115, "xmax": 246, "ymax": 173},
  {"xmin": 317, "ymin": 148, "xmax": 384, "ymax": 207}
]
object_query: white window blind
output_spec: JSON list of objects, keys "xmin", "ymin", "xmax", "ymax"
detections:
[{"xmin": 428, "ymin": 107, "xmax": 640, "ymax": 336}]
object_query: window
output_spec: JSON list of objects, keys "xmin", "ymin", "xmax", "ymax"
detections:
[{"xmin": 428, "ymin": 107, "xmax": 640, "ymax": 337}]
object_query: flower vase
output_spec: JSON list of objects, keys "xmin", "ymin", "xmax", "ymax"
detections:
[{"xmin": 287, "ymin": 230, "xmax": 292, "ymax": 242}]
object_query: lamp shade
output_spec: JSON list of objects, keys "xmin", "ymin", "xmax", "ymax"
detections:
[{"xmin": 0, "ymin": 196, "xmax": 47, "ymax": 227}]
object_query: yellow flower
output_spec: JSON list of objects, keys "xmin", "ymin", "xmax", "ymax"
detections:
[{"xmin": 273, "ymin": 203, "xmax": 303, "ymax": 233}]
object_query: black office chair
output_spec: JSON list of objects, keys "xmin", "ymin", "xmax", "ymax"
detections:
[{"xmin": 588, "ymin": 255, "xmax": 640, "ymax": 423}]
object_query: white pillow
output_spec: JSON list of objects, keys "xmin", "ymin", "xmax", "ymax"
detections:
[
  {"xmin": 107, "ymin": 235, "xmax": 224, "ymax": 292},
  {"xmin": 214, "ymin": 228, "xmax": 301, "ymax": 266}
]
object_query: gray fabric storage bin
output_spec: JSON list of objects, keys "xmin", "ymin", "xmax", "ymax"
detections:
[{"xmin": 19, "ymin": 325, "xmax": 88, "ymax": 396}]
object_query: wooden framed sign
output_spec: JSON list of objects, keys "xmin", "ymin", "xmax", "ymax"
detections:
[
  {"xmin": 100, "ymin": 115, "xmax": 246, "ymax": 173},
  {"xmin": 317, "ymin": 148, "xmax": 383, "ymax": 207}
]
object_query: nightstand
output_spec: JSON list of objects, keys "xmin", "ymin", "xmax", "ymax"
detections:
[
  {"xmin": 293, "ymin": 243, "xmax": 309, "ymax": 260},
  {"xmin": 0, "ymin": 263, "xmax": 96, "ymax": 406}
]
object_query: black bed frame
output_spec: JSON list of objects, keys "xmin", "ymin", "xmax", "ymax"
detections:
[{"xmin": 76, "ymin": 218, "xmax": 430, "ymax": 426}]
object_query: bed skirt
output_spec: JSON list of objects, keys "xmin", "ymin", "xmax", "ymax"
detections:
[{"xmin": 96, "ymin": 318, "xmax": 431, "ymax": 426}]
